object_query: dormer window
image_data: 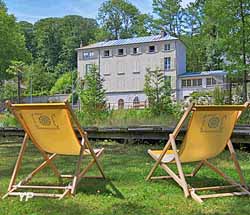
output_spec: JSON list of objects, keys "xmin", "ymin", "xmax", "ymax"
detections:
[
  {"xmin": 118, "ymin": 48, "xmax": 124, "ymax": 56},
  {"xmin": 133, "ymin": 47, "xmax": 139, "ymax": 54},
  {"xmin": 104, "ymin": 50, "xmax": 110, "ymax": 57},
  {"xmin": 164, "ymin": 44, "xmax": 171, "ymax": 51},
  {"xmin": 149, "ymin": 45, "xmax": 155, "ymax": 53}
]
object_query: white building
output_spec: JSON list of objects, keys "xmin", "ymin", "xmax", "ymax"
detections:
[
  {"xmin": 178, "ymin": 70, "xmax": 228, "ymax": 100},
  {"xmin": 77, "ymin": 34, "xmax": 227, "ymax": 108}
]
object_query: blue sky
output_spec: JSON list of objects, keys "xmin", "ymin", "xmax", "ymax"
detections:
[{"xmin": 5, "ymin": 0, "xmax": 195, "ymax": 23}]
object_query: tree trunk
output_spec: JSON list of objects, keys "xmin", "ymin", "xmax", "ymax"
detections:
[
  {"xmin": 240, "ymin": 0, "xmax": 247, "ymax": 101},
  {"xmin": 17, "ymin": 71, "xmax": 21, "ymax": 103}
]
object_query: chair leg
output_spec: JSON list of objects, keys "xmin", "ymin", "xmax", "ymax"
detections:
[
  {"xmin": 227, "ymin": 140, "xmax": 247, "ymax": 187},
  {"xmin": 170, "ymin": 134, "xmax": 189, "ymax": 197},
  {"xmin": 190, "ymin": 161, "xmax": 204, "ymax": 177},
  {"xmin": 8, "ymin": 134, "xmax": 29, "ymax": 191},
  {"xmin": 146, "ymin": 140, "xmax": 171, "ymax": 181},
  {"xmin": 71, "ymin": 145, "xmax": 84, "ymax": 195}
]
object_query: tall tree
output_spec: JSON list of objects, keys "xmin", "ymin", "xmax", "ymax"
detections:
[
  {"xmin": 33, "ymin": 18, "xmax": 62, "ymax": 71},
  {"xmin": 18, "ymin": 21, "xmax": 36, "ymax": 57},
  {"xmin": 0, "ymin": 0, "xmax": 6, "ymax": 11},
  {"xmin": 6, "ymin": 61, "xmax": 26, "ymax": 103},
  {"xmin": 144, "ymin": 68, "xmax": 172, "ymax": 115},
  {"xmin": 79, "ymin": 65, "xmax": 108, "ymax": 124},
  {"xmin": 0, "ymin": 3, "xmax": 31, "ymax": 83},
  {"xmin": 58, "ymin": 16, "xmax": 98, "ymax": 72},
  {"xmin": 181, "ymin": 0, "xmax": 206, "ymax": 71},
  {"xmin": 98, "ymin": 0, "xmax": 149, "ymax": 39},
  {"xmin": 152, "ymin": 0, "xmax": 183, "ymax": 37},
  {"xmin": 204, "ymin": 0, "xmax": 250, "ymax": 101}
]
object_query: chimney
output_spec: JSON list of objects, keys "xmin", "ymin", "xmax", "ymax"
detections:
[{"xmin": 80, "ymin": 40, "xmax": 83, "ymax": 48}]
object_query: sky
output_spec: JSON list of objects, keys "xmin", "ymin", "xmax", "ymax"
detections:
[{"xmin": 5, "ymin": 0, "xmax": 195, "ymax": 23}]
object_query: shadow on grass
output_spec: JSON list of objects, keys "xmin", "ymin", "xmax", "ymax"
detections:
[{"xmin": 77, "ymin": 178, "xmax": 125, "ymax": 199}]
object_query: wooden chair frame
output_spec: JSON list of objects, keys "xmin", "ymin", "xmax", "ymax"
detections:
[
  {"xmin": 3, "ymin": 101, "xmax": 105, "ymax": 200},
  {"xmin": 146, "ymin": 103, "xmax": 250, "ymax": 203}
]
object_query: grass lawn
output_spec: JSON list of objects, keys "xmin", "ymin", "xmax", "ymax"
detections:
[{"xmin": 0, "ymin": 138, "xmax": 250, "ymax": 215}]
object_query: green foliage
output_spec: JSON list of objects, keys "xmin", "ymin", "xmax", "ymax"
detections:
[
  {"xmin": 50, "ymin": 71, "xmax": 77, "ymax": 95},
  {"xmin": 190, "ymin": 91, "xmax": 212, "ymax": 104},
  {"xmin": 24, "ymin": 63, "xmax": 56, "ymax": 96},
  {"xmin": 213, "ymin": 86, "xmax": 226, "ymax": 105},
  {"xmin": 152, "ymin": 0, "xmax": 183, "ymax": 36},
  {"xmin": 18, "ymin": 21, "xmax": 36, "ymax": 57},
  {"xmin": 0, "ymin": 81, "xmax": 17, "ymax": 101},
  {"xmin": 0, "ymin": 112, "xmax": 18, "ymax": 127},
  {"xmin": 0, "ymin": 5, "xmax": 31, "ymax": 83},
  {"xmin": 78, "ymin": 65, "xmax": 108, "ymax": 125},
  {"xmin": 203, "ymin": 0, "xmax": 250, "ymax": 100},
  {"xmin": 33, "ymin": 16, "xmax": 98, "ymax": 74},
  {"xmin": 98, "ymin": 0, "xmax": 151, "ymax": 39},
  {"xmin": 144, "ymin": 68, "xmax": 175, "ymax": 115}
]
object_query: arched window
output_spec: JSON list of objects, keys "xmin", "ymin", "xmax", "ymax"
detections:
[
  {"xmin": 118, "ymin": 99, "xmax": 124, "ymax": 109},
  {"xmin": 133, "ymin": 96, "xmax": 140, "ymax": 108}
]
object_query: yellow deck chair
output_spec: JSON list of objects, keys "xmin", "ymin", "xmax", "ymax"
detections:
[
  {"xmin": 146, "ymin": 103, "xmax": 250, "ymax": 203},
  {"xmin": 3, "ymin": 101, "xmax": 105, "ymax": 200}
]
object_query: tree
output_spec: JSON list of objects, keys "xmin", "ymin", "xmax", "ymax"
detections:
[
  {"xmin": 203, "ymin": 0, "xmax": 250, "ymax": 101},
  {"xmin": 144, "ymin": 68, "xmax": 172, "ymax": 115},
  {"xmin": 58, "ymin": 16, "xmax": 98, "ymax": 72},
  {"xmin": 79, "ymin": 65, "xmax": 108, "ymax": 124},
  {"xmin": 50, "ymin": 71, "xmax": 77, "ymax": 95},
  {"xmin": 98, "ymin": 0, "xmax": 149, "ymax": 39},
  {"xmin": 0, "ymin": 4, "xmax": 31, "ymax": 84},
  {"xmin": 0, "ymin": 0, "xmax": 6, "ymax": 11},
  {"xmin": 6, "ymin": 61, "xmax": 26, "ymax": 103},
  {"xmin": 33, "ymin": 18, "xmax": 62, "ymax": 71},
  {"xmin": 18, "ymin": 21, "xmax": 36, "ymax": 57},
  {"xmin": 33, "ymin": 16, "xmax": 98, "ymax": 74},
  {"xmin": 152, "ymin": 0, "xmax": 183, "ymax": 37},
  {"xmin": 24, "ymin": 63, "xmax": 56, "ymax": 96}
]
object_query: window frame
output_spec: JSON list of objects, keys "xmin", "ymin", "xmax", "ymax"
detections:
[
  {"xmin": 164, "ymin": 57, "xmax": 171, "ymax": 71},
  {"xmin": 164, "ymin": 43, "xmax": 171, "ymax": 51},
  {"xmin": 118, "ymin": 48, "xmax": 124, "ymax": 56},
  {"xmin": 83, "ymin": 51, "xmax": 94, "ymax": 60},
  {"xmin": 103, "ymin": 50, "xmax": 110, "ymax": 57},
  {"xmin": 148, "ymin": 45, "xmax": 156, "ymax": 53}
]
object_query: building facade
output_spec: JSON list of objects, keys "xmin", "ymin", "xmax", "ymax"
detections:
[
  {"xmin": 77, "ymin": 34, "xmax": 227, "ymax": 108},
  {"xmin": 177, "ymin": 70, "xmax": 228, "ymax": 100},
  {"xmin": 77, "ymin": 34, "xmax": 186, "ymax": 108}
]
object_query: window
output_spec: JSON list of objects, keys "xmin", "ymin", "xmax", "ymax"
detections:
[
  {"xmin": 118, "ymin": 99, "xmax": 124, "ymax": 109},
  {"xmin": 164, "ymin": 57, "xmax": 171, "ymax": 70},
  {"xmin": 133, "ymin": 47, "xmax": 139, "ymax": 54},
  {"xmin": 182, "ymin": 78, "xmax": 202, "ymax": 88},
  {"xmin": 192, "ymin": 79, "xmax": 202, "ymax": 87},
  {"xmin": 118, "ymin": 48, "xmax": 124, "ymax": 56},
  {"xmin": 104, "ymin": 50, "xmax": 110, "ymax": 57},
  {"xmin": 149, "ymin": 45, "xmax": 155, "ymax": 53},
  {"xmin": 164, "ymin": 44, "xmax": 171, "ymax": 51},
  {"xmin": 133, "ymin": 96, "xmax": 140, "ymax": 108},
  {"xmin": 198, "ymin": 79, "xmax": 202, "ymax": 86},
  {"xmin": 182, "ymin": 80, "xmax": 187, "ymax": 87},
  {"xmin": 83, "ymin": 51, "xmax": 94, "ymax": 59},
  {"xmin": 206, "ymin": 77, "xmax": 216, "ymax": 86},
  {"xmin": 85, "ymin": 64, "xmax": 93, "ymax": 74}
]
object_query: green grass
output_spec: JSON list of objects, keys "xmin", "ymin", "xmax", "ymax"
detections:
[{"xmin": 0, "ymin": 137, "xmax": 250, "ymax": 215}]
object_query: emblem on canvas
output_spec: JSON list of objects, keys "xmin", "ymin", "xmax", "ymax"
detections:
[
  {"xmin": 201, "ymin": 114, "xmax": 226, "ymax": 132},
  {"xmin": 32, "ymin": 113, "xmax": 59, "ymax": 129}
]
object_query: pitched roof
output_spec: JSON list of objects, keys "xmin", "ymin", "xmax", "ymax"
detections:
[
  {"xmin": 178, "ymin": 70, "xmax": 227, "ymax": 78},
  {"xmin": 78, "ymin": 34, "xmax": 178, "ymax": 50}
]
